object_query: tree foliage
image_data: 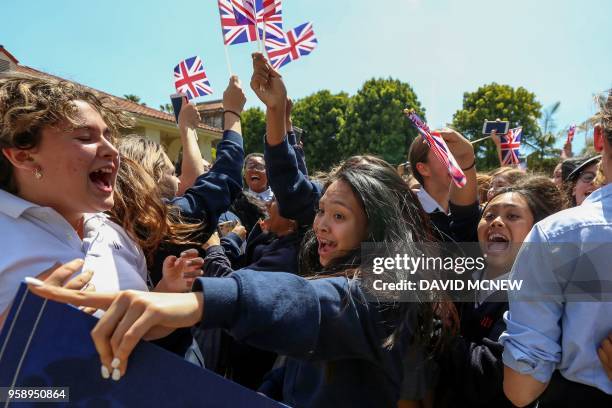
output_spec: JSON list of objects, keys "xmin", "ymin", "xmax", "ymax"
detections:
[
  {"xmin": 241, "ymin": 107, "xmax": 266, "ymax": 155},
  {"xmin": 338, "ymin": 78, "xmax": 425, "ymax": 165},
  {"xmin": 451, "ymin": 83, "xmax": 542, "ymax": 170},
  {"xmin": 527, "ymin": 102, "xmax": 562, "ymax": 173},
  {"xmin": 292, "ymin": 90, "xmax": 350, "ymax": 172},
  {"xmin": 123, "ymin": 94, "xmax": 146, "ymax": 106}
]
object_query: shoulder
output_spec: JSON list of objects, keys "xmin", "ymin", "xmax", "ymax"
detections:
[{"xmin": 533, "ymin": 200, "xmax": 611, "ymax": 242}]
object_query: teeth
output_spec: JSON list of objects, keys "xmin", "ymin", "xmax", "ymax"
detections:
[
  {"xmin": 94, "ymin": 167, "xmax": 113, "ymax": 174},
  {"xmin": 488, "ymin": 233, "xmax": 507, "ymax": 241}
]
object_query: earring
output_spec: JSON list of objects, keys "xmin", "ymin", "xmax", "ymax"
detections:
[{"xmin": 33, "ymin": 167, "xmax": 43, "ymax": 180}]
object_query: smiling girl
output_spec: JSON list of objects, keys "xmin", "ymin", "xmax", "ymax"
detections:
[
  {"xmin": 434, "ymin": 176, "xmax": 565, "ymax": 407},
  {"xmin": 0, "ymin": 73, "xmax": 145, "ymax": 323},
  {"xmin": 0, "ymin": 73, "xmax": 199, "ymax": 333}
]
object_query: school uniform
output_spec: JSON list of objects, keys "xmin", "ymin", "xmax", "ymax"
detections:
[
  {"xmin": 193, "ymin": 271, "xmax": 417, "ymax": 407},
  {"xmin": 414, "ymin": 188, "xmax": 481, "ymax": 243},
  {"xmin": 200, "ymin": 133, "xmax": 306, "ymax": 389},
  {"xmin": 0, "ymin": 190, "xmax": 148, "ymax": 316},
  {"xmin": 264, "ymin": 135, "xmax": 322, "ymax": 227},
  {"xmin": 148, "ymin": 129, "xmax": 244, "ymax": 286},
  {"xmin": 434, "ymin": 276, "xmax": 518, "ymax": 408}
]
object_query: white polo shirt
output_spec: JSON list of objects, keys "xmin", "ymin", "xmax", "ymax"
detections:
[
  {"xmin": 414, "ymin": 188, "xmax": 447, "ymax": 214},
  {"xmin": 0, "ymin": 189, "xmax": 148, "ymax": 315}
]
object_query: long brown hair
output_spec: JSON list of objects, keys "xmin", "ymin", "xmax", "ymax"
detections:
[
  {"xmin": 299, "ymin": 155, "xmax": 458, "ymax": 348},
  {"xmin": 109, "ymin": 155, "xmax": 202, "ymax": 266}
]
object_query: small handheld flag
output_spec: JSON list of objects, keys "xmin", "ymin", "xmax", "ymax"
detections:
[
  {"xmin": 404, "ymin": 109, "xmax": 467, "ymax": 188},
  {"xmin": 500, "ymin": 127, "xmax": 522, "ymax": 166},
  {"xmin": 173, "ymin": 56, "xmax": 214, "ymax": 100},
  {"xmin": 264, "ymin": 22, "xmax": 318, "ymax": 69},
  {"xmin": 219, "ymin": 0, "xmax": 258, "ymax": 45}
]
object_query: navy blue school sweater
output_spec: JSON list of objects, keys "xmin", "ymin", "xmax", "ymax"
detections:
[
  {"xmin": 193, "ymin": 271, "xmax": 416, "ymax": 408},
  {"xmin": 265, "ymin": 136, "xmax": 322, "ymax": 227},
  {"xmin": 151, "ymin": 129, "xmax": 243, "ymax": 284},
  {"xmin": 167, "ymin": 129, "xmax": 244, "ymax": 234}
]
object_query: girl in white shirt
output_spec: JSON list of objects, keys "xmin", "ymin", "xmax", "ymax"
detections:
[{"xmin": 0, "ymin": 72, "xmax": 194, "ymax": 327}]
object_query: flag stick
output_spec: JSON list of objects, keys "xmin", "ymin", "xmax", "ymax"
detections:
[
  {"xmin": 470, "ymin": 135, "xmax": 493, "ymax": 144},
  {"xmin": 254, "ymin": 3, "xmax": 262, "ymax": 53},
  {"xmin": 217, "ymin": 5, "xmax": 233, "ymax": 76},
  {"xmin": 223, "ymin": 44, "xmax": 233, "ymax": 76}
]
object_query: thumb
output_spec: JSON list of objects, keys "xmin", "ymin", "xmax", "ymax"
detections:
[{"xmin": 163, "ymin": 256, "xmax": 177, "ymax": 272}]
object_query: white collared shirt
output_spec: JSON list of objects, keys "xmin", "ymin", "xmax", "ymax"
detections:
[
  {"xmin": 0, "ymin": 189, "xmax": 148, "ymax": 315},
  {"xmin": 414, "ymin": 188, "xmax": 447, "ymax": 214},
  {"xmin": 248, "ymin": 187, "xmax": 274, "ymax": 203}
]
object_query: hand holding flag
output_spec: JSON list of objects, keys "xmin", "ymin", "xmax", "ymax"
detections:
[
  {"xmin": 404, "ymin": 109, "xmax": 468, "ymax": 187},
  {"xmin": 499, "ymin": 127, "xmax": 522, "ymax": 166},
  {"xmin": 250, "ymin": 52, "xmax": 286, "ymax": 109},
  {"xmin": 174, "ymin": 56, "xmax": 214, "ymax": 100}
]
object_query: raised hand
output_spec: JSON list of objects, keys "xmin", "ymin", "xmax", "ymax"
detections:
[
  {"xmin": 177, "ymin": 98, "xmax": 201, "ymax": 131},
  {"xmin": 250, "ymin": 53, "xmax": 287, "ymax": 110},
  {"xmin": 155, "ymin": 249, "xmax": 204, "ymax": 293},
  {"xmin": 223, "ymin": 75, "xmax": 247, "ymax": 114},
  {"xmin": 436, "ymin": 128, "xmax": 475, "ymax": 170}
]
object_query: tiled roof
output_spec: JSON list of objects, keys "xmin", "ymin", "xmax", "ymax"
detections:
[
  {"xmin": 14, "ymin": 64, "xmax": 221, "ymax": 133},
  {"xmin": 0, "ymin": 45, "xmax": 19, "ymax": 64},
  {"xmin": 197, "ymin": 100, "xmax": 224, "ymax": 112}
]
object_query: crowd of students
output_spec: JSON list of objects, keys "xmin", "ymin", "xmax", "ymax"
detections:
[{"xmin": 0, "ymin": 53, "xmax": 611, "ymax": 407}]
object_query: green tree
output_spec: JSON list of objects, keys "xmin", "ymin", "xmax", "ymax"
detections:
[
  {"xmin": 292, "ymin": 90, "xmax": 350, "ymax": 172},
  {"xmin": 159, "ymin": 103, "xmax": 174, "ymax": 114},
  {"xmin": 527, "ymin": 102, "xmax": 562, "ymax": 173},
  {"xmin": 123, "ymin": 94, "xmax": 147, "ymax": 107},
  {"xmin": 452, "ymin": 83, "xmax": 542, "ymax": 170},
  {"xmin": 338, "ymin": 78, "xmax": 425, "ymax": 165},
  {"xmin": 241, "ymin": 107, "xmax": 266, "ymax": 154}
]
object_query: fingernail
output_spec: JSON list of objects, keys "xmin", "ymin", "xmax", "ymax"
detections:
[
  {"xmin": 24, "ymin": 277, "xmax": 45, "ymax": 287},
  {"xmin": 111, "ymin": 368, "xmax": 121, "ymax": 381},
  {"xmin": 85, "ymin": 269, "xmax": 94, "ymax": 275},
  {"xmin": 111, "ymin": 357, "xmax": 121, "ymax": 368},
  {"xmin": 101, "ymin": 365, "xmax": 110, "ymax": 379}
]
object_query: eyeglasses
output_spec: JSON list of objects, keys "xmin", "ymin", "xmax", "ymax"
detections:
[
  {"xmin": 246, "ymin": 163, "xmax": 266, "ymax": 171},
  {"xmin": 577, "ymin": 171, "xmax": 596, "ymax": 184}
]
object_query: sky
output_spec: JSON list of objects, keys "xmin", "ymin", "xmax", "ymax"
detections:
[{"xmin": 3, "ymin": 0, "xmax": 611, "ymax": 153}]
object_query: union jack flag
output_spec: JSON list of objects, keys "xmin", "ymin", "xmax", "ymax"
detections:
[
  {"xmin": 404, "ymin": 110, "xmax": 467, "ymax": 188},
  {"xmin": 265, "ymin": 22, "xmax": 318, "ymax": 69},
  {"xmin": 231, "ymin": 0, "xmax": 284, "ymax": 39},
  {"xmin": 567, "ymin": 124, "xmax": 576, "ymax": 144},
  {"xmin": 173, "ymin": 56, "xmax": 213, "ymax": 100},
  {"xmin": 218, "ymin": 0, "xmax": 258, "ymax": 45},
  {"xmin": 500, "ymin": 127, "xmax": 522, "ymax": 166}
]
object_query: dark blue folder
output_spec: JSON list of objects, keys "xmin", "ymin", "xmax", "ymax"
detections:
[{"xmin": 0, "ymin": 284, "xmax": 284, "ymax": 407}]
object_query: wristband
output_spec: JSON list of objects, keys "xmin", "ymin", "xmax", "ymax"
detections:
[
  {"xmin": 223, "ymin": 110, "xmax": 241, "ymax": 120},
  {"xmin": 461, "ymin": 159, "xmax": 476, "ymax": 171}
]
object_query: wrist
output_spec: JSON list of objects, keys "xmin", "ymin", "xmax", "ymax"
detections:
[
  {"xmin": 223, "ymin": 110, "xmax": 241, "ymax": 120},
  {"xmin": 461, "ymin": 157, "xmax": 476, "ymax": 171}
]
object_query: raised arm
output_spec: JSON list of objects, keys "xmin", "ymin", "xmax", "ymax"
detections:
[
  {"xmin": 250, "ymin": 53, "xmax": 321, "ymax": 225},
  {"xmin": 176, "ymin": 99, "xmax": 205, "ymax": 195},
  {"xmin": 169, "ymin": 76, "xmax": 247, "ymax": 234}
]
